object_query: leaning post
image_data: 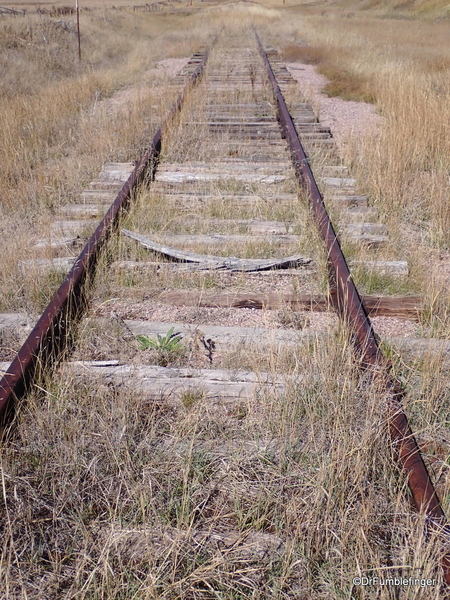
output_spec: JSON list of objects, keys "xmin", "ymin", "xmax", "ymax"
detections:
[{"xmin": 76, "ymin": 0, "xmax": 81, "ymax": 61}]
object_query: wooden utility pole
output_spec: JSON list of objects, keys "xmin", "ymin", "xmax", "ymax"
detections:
[{"xmin": 76, "ymin": 0, "xmax": 81, "ymax": 61}]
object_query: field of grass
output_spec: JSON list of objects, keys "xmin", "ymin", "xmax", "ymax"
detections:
[{"xmin": 0, "ymin": 0, "xmax": 449, "ymax": 598}]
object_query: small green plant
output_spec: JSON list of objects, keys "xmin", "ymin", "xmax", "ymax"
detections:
[
  {"xmin": 138, "ymin": 328, "xmax": 182, "ymax": 351},
  {"xmin": 181, "ymin": 388, "xmax": 205, "ymax": 409},
  {"xmin": 138, "ymin": 328, "xmax": 184, "ymax": 366}
]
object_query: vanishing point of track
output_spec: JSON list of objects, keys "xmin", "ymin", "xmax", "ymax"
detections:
[{"xmin": 1, "ymin": 29, "xmax": 449, "ymax": 585}]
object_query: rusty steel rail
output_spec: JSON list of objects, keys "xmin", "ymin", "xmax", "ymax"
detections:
[
  {"xmin": 0, "ymin": 40, "xmax": 216, "ymax": 426},
  {"xmin": 255, "ymin": 31, "xmax": 450, "ymax": 583}
]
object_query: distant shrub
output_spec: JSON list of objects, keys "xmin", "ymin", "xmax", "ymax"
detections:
[
  {"xmin": 281, "ymin": 43, "xmax": 328, "ymax": 65},
  {"xmin": 50, "ymin": 6, "xmax": 75, "ymax": 16}
]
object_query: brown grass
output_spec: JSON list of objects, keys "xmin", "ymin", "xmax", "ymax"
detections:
[
  {"xmin": 281, "ymin": 42, "xmax": 375, "ymax": 102},
  {"xmin": 320, "ymin": 64, "xmax": 375, "ymax": 102},
  {"xmin": 281, "ymin": 43, "xmax": 328, "ymax": 65}
]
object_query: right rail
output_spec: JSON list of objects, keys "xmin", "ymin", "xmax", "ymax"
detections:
[{"xmin": 256, "ymin": 29, "xmax": 450, "ymax": 584}]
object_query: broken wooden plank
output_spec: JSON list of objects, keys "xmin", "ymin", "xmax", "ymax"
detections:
[
  {"xmin": 0, "ymin": 6, "xmax": 25, "ymax": 15},
  {"xmin": 111, "ymin": 261, "xmax": 314, "ymax": 275},
  {"xmin": 149, "ymin": 234, "xmax": 298, "ymax": 246},
  {"xmin": 111, "ymin": 259, "xmax": 407, "ymax": 279},
  {"xmin": 158, "ymin": 291, "xmax": 424, "ymax": 319},
  {"xmin": 121, "ymin": 229, "xmax": 311, "ymax": 271}
]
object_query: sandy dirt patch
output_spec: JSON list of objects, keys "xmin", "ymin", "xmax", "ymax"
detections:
[{"xmin": 154, "ymin": 57, "xmax": 191, "ymax": 79}]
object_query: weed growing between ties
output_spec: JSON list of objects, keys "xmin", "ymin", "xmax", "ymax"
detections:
[{"xmin": 138, "ymin": 328, "xmax": 186, "ymax": 366}]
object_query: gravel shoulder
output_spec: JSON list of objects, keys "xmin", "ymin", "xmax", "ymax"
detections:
[{"xmin": 285, "ymin": 62, "xmax": 384, "ymax": 153}]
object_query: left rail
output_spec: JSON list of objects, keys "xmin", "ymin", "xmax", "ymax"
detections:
[{"xmin": 0, "ymin": 40, "xmax": 216, "ymax": 426}]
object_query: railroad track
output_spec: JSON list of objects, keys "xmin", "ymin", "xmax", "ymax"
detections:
[{"xmin": 1, "ymin": 29, "xmax": 449, "ymax": 594}]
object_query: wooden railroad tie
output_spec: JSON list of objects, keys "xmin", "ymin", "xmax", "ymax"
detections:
[{"xmin": 158, "ymin": 290, "xmax": 424, "ymax": 320}]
